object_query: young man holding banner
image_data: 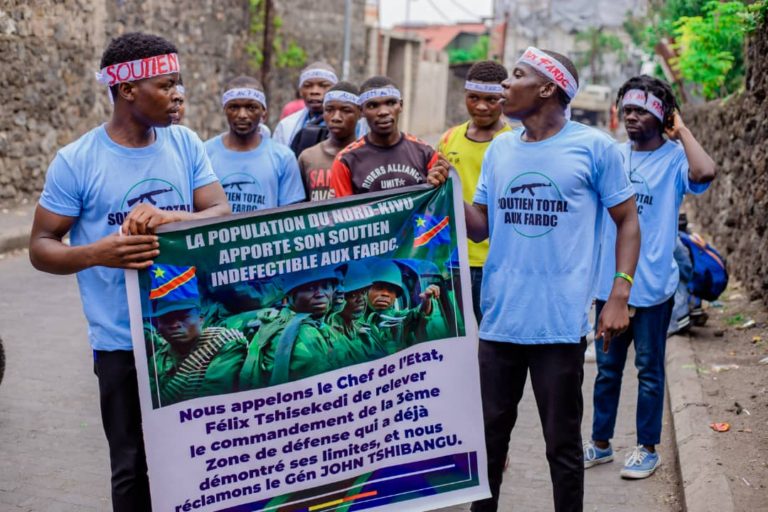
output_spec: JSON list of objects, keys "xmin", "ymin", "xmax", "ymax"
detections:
[
  {"xmin": 330, "ymin": 76, "xmax": 446, "ymax": 197},
  {"xmin": 429, "ymin": 48, "xmax": 640, "ymax": 512},
  {"xmin": 29, "ymin": 33, "xmax": 229, "ymax": 511}
]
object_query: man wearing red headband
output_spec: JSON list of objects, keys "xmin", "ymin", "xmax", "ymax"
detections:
[
  {"xmin": 585, "ymin": 75, "xmax": 716, "ymax": 480},
  {"xmin": 29, "ymin": 33, "xmax": 229, "ymax": 511},
  {"xmin": 429, "ymin": 48, "xmax": 640, "ymax": 512}
]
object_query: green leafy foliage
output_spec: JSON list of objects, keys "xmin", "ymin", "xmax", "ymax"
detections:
[
  {"xmin": 672, "ymin": 1, "xmax": 762, "ymax": 99},
  {"xmin": 624, "ymin": 0, "xmax": 766, "ymax": 100},
  {"xmin": 447, "ymin": 35, "xmax": 489, "ymax": 64},
  {"xmin": 246, "ymin": 0, "xmax": 307, "ymax": 72}
]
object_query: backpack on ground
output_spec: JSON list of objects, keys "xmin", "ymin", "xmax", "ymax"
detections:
[{"xmin": 679, "ymin": 232, "xmax": 728, "ymax": 301}]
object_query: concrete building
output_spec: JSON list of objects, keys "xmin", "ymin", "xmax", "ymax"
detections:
[{"xmin": 364, "ymin": 4, "xmax": 449, "ymax": 136}]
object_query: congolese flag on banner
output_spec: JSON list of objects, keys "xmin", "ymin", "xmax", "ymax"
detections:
[
  {"xmin": 149, "ymin": 264, "xmax": 198, "ymax": 300},
  {"xmin": 392, "ymin": 183, "xmax": 456, "ymax": 278},
  {"xmin": 413, "ymin": 214, "xmax": 451, "ymax": 248}
]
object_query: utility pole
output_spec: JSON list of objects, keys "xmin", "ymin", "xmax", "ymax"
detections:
[
  {"xmin": 342, "ymin": 0, "xmax": 352, "ymax": 80},
  {"xmin": 261, "ymin": 0, "xmax": 275, "ymax": 99}
]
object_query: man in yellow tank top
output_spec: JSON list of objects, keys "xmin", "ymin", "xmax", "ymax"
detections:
[{"xmin": 438, "ymin": 61, "xmax": 510, "ymax": 321}]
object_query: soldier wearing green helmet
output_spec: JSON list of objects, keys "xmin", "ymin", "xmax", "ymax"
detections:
[
  {"xmin": 330, "ymin": 261, "xmax": 388, "ymax": 365},
  {"xmin": 239, "ymin": 265, "xmax": 346, "ymax": 388},
  {"xmin": 147, "ymin": 265, "xmax": 248, "ymax": 408},
  {"xmin": 366, "ymin": 259, "xmax": 443, "ymax": 353}
]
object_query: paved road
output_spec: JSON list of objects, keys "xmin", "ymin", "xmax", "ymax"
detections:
[{"xmin": 0, "ymin": 251, "xmax": 680, "ymax": 511}]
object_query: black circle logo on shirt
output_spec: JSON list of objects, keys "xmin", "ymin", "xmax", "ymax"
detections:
[
  {"xmin": 500, "ymin": 172, "xmax": 567, "ymax": 238},
  {"xmin": 221, "ymin": 172, "xmax": 266, "ymax": 213}
]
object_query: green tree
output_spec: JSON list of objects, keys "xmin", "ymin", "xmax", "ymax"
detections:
[
  {"xmin": 672, "ymin": 1, "xmax": 755, "ymax": 99},
  {"xmin": 624, "ymin": 0, "xmax": 767, "ymax": 100},
  {"xmin": 246, "ymin": 0, "xmax": 307, "ymax": 93},
  {"xmin": 574, "ymin": 27, "xmax": 625, "ymax": 84},
  {"xmin": 447, "ymin": 35, "xmax": 489, "ymax": 64}
]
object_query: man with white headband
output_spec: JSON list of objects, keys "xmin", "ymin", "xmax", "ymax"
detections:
[
  {"xmin": 298, "ymin": 81, "xmax": 362, "ymax": 201},
  {"xmin": 274, "ymin": 62, "xmax": 340, "ymax": 155},
  {"xmin": 205, "ymin": 76, "xmax": 305, "ymax": 213},
  {"xmin": 585, "ymin": 75, "xmax": 716, "ymax": 480},
  {"xmin": 29, "ymin": 32, "xmax": 230, "ymax": 511},
  {"xmin": 428, "ymin": 48, "xmax": 640, "ymax": 512},
  {"xmin": 437, "ymin": 60, "xmax": 510, "ymax": 323},
  {"xmin": 330, "ymin": 76, "xmax": 447, "ymax": 197}
]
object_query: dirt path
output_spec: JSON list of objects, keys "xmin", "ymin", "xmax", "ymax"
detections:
[{"xmin": 687, "ymin": 281, "xmax": 768, "ymax": 511}]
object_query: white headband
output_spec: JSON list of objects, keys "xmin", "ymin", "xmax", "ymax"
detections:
[
  {"xmin": 221, "ymin": 88, "xmax": 267, "ymax": 109},
  {"xmin": 464, "ymin": 81, "xmax": 504, "ymax": 94},
  {"xmin": 323, "ymin": 90, "xmax": 360, "ymax": 106},
  {"xmin": 517, "ymin": 47, "xmax": 578, "ymax": 99},
  {"xmin": 621, "ymin": 89, "xmax": 665, "ymax": 122},
  {"xmin": 298, "ymin": 69, "xmax": 338, "ymax": 88},
  {"xmin": 358, "ymin": 87, "xmax": 402, "ymax": 105},
  {"xmin": 95, "ymin": 53, "xmax": 180, "ymax": 87}
]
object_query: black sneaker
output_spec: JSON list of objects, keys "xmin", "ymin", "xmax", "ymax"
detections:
[{"xmin": 690, "ymin": 307, "xmax": 708, "ymax": 327}]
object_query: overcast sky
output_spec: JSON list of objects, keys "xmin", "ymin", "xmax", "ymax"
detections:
[{"xmin": 378, "ymin": 0, "xmax": 494, "ymax": 28}]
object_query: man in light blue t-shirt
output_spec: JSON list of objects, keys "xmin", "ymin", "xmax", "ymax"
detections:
[
  {"xmin": 206, "ymin": 75, "xmax": 305, "ymax": 213},
  {"xmin": 429, "ymin": 48, "xmax": 640, "ymax": 512},
  {"xmin": 584, "ymin": 76, "xmax": 716, "ymax": 480},
  {"xmin": 29, "ymin": 33, "xmax": 230, "ymax": 512}
]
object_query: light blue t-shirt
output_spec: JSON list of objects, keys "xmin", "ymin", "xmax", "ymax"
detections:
[
  {"xmin": 474, "ymin": 121, "xmax": 634, "ymax": 344},
  {"xmin": 205, "ymin": 134, "xmax": 305, "ymax": 213},
  {"xmin": 595, "ymin": 140, "xmax": 709, "ymax": 306},
  {"xmin": 39, "ymin": 124, "xmax": 218, "ymax": 351}
]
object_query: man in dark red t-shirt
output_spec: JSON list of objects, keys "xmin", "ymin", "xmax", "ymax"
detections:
[{"xmin": 330, "ymin": 76, "xmax": 444, "ymax": 197}]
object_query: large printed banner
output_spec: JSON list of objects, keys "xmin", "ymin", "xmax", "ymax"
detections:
[{"xmin": 126, "ymin": 178, "xmax": 489, "ymax": 511}]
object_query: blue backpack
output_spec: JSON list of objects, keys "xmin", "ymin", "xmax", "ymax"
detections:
[{"xmin": 679, "ymin": 232, "xmax": 728, "ymax": 301}]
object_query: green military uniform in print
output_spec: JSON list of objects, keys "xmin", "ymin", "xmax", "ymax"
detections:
[
  {"xmin": 239, "ymin": 307, "xmax": 345, "ymax": 389},
  {"xmin": 367, "ymin": 300, "xmax": 444, "ymax": 354},
  {"xmin": 150, "ymin": 327, "xmax": 247, "ymax": 407},
  {"xmin": 219, "ymin": 309, "xmax": 264, "ymax": 342},
  {"xmin": 329, "ymin": 313, "xmax": 388, "ymax": 365}
]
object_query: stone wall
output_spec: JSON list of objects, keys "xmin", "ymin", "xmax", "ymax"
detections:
[
  {"xmin": 0, "ymin": 0, "xmax": 366, "ymax": 205},
  {"xmin": 268, "ymin": 0, "xmax": 367, "ymax": 127},
  {"xmin": 685, "ymin": 20, "xmax": 768, "ymax": 304}
]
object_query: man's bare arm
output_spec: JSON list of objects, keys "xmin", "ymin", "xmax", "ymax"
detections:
[
  {"xmin": 29, "ymin": 205, "xmax": 160, "ymax": 274},
  {"xmin": 666, "ymin": 112, "xmax": 716, "ymax": 183},
  {"xmin": 596, "ymin": 197, "xmax": 640, "ymax": 352},
  {"xmin": 465, "ymin": 202, "xmax": 489, "ymax": 243}
]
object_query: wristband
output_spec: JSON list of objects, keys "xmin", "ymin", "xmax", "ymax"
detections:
[{"xmin": 614, "ymin": 272, "xmax": 634, "ymax": 286}]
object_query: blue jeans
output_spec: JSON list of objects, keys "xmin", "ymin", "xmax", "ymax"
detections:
[{"xmin": 591, "ymin": 298, "xmax": 674, "ymax": 446}]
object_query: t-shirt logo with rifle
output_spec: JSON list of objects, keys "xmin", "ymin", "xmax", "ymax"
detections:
[{"xmin": 499, "ymin": 172, "xmax": 569, "ymax": 238}]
